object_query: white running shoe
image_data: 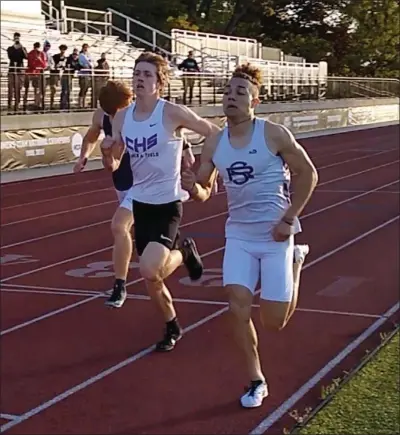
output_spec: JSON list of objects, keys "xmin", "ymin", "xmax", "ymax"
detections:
[
  {"xmin": 294, "ymin": 244, "xmax": 310, "ymax": 264},
  {"xmin": 240, "ymin": 380, "xmax": 269, "ymax": 408}
]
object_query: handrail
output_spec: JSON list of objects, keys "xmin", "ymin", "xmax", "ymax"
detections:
[
  {"xmin": 110, "ymin": 24, "xmax": 164, "ymax": 55},
  {"xmin": 349, "ymin": 81, "xmax": 396, "ymax": 98},
  {"xmin": 60, "ymin": 2, "xmax": 112, "ymax": 35},
  {"xmin": 41, "ymin": 0, "xmax": 61, "ymax": 31},
  {"xmin": 0, "ymin": 32, "xmax": 14, "ymax": 42},
  {"xmin": 69, "ymin": 26, "xmax": 137, "ymax": 64},
  {"xmin": 68, "ymin": 19, "xmax": 102, "ymax": 35},
  {"xmin": 107, "ymin": 7, "xmax": 232, "ymax": 71},
  {"xmin": 329, "ymin": 76, "xmax": 400, "ymax": 83}
]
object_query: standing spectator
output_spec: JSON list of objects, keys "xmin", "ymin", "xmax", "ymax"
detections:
[
  {"xmin": 7, "ymin": 32, "xmax": 27, "ymax": 112},
  {"xmin": 94, "ymin": 52, "xmax": 110, "ymax": 103},
  {"xmin": 23, "ymin": 42, "xmax": 47, "ymax": 110},
  {"xmin": 78, "ymin": 43, "xmax": 93, "ymax": 108},
  {"xmin": 61, "ymin": 48, "xmax": 80, "ymax": 110},
  {"xmin": 178, "ymin": 50, "xmax": 200, "ymax": 105},
  {"xmin": 42, "ymin": 40, "xmax": 54, "ymax": 108},
  {"xmin": 50, "ymin": 44, "xmax": 68, "ymax": 110}
]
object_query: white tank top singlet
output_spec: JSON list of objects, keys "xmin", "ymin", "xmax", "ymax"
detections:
[
  {"xmin": 121, "ymin": 99, "xmax": 189, "ymax": 204},
  {"xmin": 212, "ymin": 117, "xmax": 301, "ymax": 241}
]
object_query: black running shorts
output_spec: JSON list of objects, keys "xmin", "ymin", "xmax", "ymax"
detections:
[{"xmin": 132, "ymin": 199, "xmax": 183, "ymax": 256}]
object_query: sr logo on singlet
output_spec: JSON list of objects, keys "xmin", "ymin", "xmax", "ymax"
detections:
[
  {"xmin": 125, "ymin": 133, "xmax": 159, "ymax": 158},
  {"xmin": 227, "ymin": 161, "xmax": 254, "ymax": 185}
]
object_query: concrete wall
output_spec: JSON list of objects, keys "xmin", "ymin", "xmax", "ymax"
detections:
[{"xmin": 2, "ymin": 98, "xmax": 398, "ymax": 132}]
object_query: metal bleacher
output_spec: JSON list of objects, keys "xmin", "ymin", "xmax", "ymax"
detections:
[{"xmin": 1, "ymin": 0, "xmax": 329, "ymax": 112}]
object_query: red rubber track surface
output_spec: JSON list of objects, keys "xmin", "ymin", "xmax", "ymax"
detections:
[{"xmin": 1, "ymin": 125, "xmax": 399, "ymax": 434}]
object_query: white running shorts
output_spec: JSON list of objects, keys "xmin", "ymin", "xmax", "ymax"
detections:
[
  {"xmin": 222, "ymin": 237, "xmax": 294, "ymax": 302},
  {"xmin": 115, "ymin": 188, "xmax": 133, "ymax": 212}
]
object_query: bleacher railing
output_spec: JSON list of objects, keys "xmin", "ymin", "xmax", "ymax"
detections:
[
  {"xmin": 170, "ymin": 29, "xmax": 261, "ymax": 58},
  {"xmin": 61, "ymin": 5, "xmax": 112, "ymax": 35},
  {"xmin": 1, "ymin": 66, "xmax": 398, "ymax": 115}
]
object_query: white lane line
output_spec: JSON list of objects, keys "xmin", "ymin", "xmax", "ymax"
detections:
[
  {"xmin": 0, "ymin": 414, "xmax": 19, "ymax": 421},
  {"xmin": 0, "ymin": 286, "xmax": 384, "ymax": 319},
  {"xmin": 3, "ymin": 149, "xmax": 395, "ymax": 226},
  {"xmin": 1, "ymin": 215, "xmax": 397, "ymax": 433},
  {"xmin": 1, "ymin": 191, "xmax": 225, "ymax": 249},
  {"xmin": 248, "ymin": 301, "xmax": 400, "ymax": 434},
  {"xmin": 3, "ymin": 160, "xmax": 397, "ymax": 249},
  {"xmin": 1, "ymin": 211, "xmax": 228, "ymax": 283}
]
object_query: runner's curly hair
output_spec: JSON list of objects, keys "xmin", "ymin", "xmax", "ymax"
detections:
[
  {"xmin": 99, "ymin": 80, "xmax": 133, "ymax": 115},
  {"xmin": 232, "ymin": 63, "xmax": 263, "ymax": 93},
  {"xmin": 134, "ymin": 51, "xmax": 170, "ymax": 93}
]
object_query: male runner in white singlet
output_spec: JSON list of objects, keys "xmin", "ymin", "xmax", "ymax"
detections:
[
  {"xmin": 181, "ymin": 63, "xmax": 318, "ymax": 407},
  {"xmin": 103, "ymin": 52, "xmax": 220, "ymax": 351},
  {"xmin": 74, "ymin": 80, "xmax": 196, "ymax": 309}
]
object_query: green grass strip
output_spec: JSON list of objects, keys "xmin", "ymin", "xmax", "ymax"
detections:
[{"xmin": 300, "ymin": 331, "xmax": 400, "ymax": 435}]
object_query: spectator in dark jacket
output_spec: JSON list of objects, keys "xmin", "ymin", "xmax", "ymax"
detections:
[
  {"xmin": 49, "ymin": 44, "xmax": 68, "ymax": 110},
  {"xmin": 60, "ymin": 48, "xmax": 80, "ymax": 109},
  {"xmin": 178, "ymin": 51, "xmax": 200, "ymax": 104},
  {"xmin": 94, "ymin": 52, "xmax": 110, "ymax": 103},
  {"xmin": 7, "ymin": 32, "xmax": 27, "ymax": 111}
]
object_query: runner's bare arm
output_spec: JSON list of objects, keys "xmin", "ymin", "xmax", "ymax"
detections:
[
  {"xmin": 101, "ymin": 108, "xmax": 127, "ymax": 171},
  {"xmin": 182, "ymin": 133, "xmax": 220, "ymax": 202},
  {"xmin": 171, "ymin": 104, "xmax": 221, "ymax": 137},
  {"xmin": 73, "ymin": 109, "xmax": 103, "ymax": 172},
  {"xmin": 270, "ymin": 123, "xmax": 318, "ymax": 221},
  {"xmin": 80, "ymin": 108, "xmax": 103, "ymax": 160}
]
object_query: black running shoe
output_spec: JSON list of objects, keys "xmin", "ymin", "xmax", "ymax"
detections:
[
  {"xmin": 104, "ymin": 283, "xmax": 127, "ymax": 308},
  {"xmin": 155, "ymin": 323, "xmax": 183, "ymax": 352},
  {"xmin": 180, "ymin": 237, "xmax": 203, "ymax": 281}
]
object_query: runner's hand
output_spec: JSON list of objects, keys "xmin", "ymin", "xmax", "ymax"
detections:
[
  {"xmin": 182, "ymin": 148, "xmax": 195, "ymax": 169},
  {"xmin": 272, "ymin": 220, "xmax": 293, "ymax": 242},
  {"xmin": 181, "ymin": 169, "xmax": 196, "ymax": 191},
  {"xmin": 73, "ymin": 157, "xmax": 87, "ymax": 173},
  {"xmin": 101, "ymin": 136, "xmax": 114, "ymax": 149},
  {"xmin": 100, "ymin": 137, "xmax": 114, "ymax": 157}
]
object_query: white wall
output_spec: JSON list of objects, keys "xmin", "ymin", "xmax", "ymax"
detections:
[{"xmin": 1, "ymin": 1, "xmax": 45, "ymax": 28}]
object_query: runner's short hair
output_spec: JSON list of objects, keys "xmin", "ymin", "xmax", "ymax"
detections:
[{"xmin": 134, "ymin": 51, "xmax": 170, "ymax": 92}]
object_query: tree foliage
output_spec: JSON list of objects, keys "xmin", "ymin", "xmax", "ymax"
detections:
[{"xmin": 70, "ymin": 0, "xmax": 399, "ymax": 77}]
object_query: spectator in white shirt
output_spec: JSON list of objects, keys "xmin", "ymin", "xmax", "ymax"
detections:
[{"xmin": 78, "ymin": 43, "xmax": 93, "ymax": 108}]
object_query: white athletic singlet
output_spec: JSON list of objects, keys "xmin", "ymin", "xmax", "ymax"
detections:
[
  {"xmin": 212, "ymin": 117, "xmax": 301, "ymax": 241},
  {"xmin": 121, "ymin": 99, "xmax": 189, "ymax": 204}
]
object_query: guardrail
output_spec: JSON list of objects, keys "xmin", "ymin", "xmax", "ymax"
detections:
[{"xmin": 1, "ymin": 66, "xmax": 398, "ymax": 115}]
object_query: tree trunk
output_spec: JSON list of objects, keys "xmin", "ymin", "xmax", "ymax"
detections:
[{"xmin": 224, "ymin": 0, "xmax": 249, "ymax": 34}]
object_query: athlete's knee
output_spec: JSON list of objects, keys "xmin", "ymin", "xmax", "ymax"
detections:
[
  {"xmin": 139, "ymin": 242, "xmax": 169, "ymax": 282},
  {"xmin": 111, "ymin": 209, "xmax": 132, "ymax": 238},
  {"xmin": 140, "ymin": 262, "xmax": 162, "ymax": 282},
  {"xmin": 144, "ymin": 277, "xmax": 164, "ymax": 294},
  {"xmin": 111, "ymin": 220, "xmax": 127, "ymax": 238},
  {"xmin": 259, "ymin": 300, "xmax": 290, "ymax": 331},
  {"xmin": 227, "ymin": 285, "xmax": 253, "ymax": 323}
]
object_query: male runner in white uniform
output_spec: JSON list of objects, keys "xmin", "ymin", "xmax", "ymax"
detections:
[
  {"xmin": 74, "ymin": 80, "xmax": 196, "ymax": 309},
  {"xmin": 182, "ymin": 63, "xmax": 318, "ymax": 407},
  {"xmin": 103, "ymin": 52, "xmax": 220, "ymax": 351}
]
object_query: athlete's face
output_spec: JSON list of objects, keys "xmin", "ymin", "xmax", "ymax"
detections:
[
  {"xmin": 133, "ymin": 61, "xmax": 159, "ymax": 96},
  {"xmin": 222, "ymin": 77, "xmax": 259, "ymax": 119}
]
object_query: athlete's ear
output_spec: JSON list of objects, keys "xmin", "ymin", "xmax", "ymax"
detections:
[{"xmin": 251, "ymin": 96, "xmax": 260, "ymax": 109}]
